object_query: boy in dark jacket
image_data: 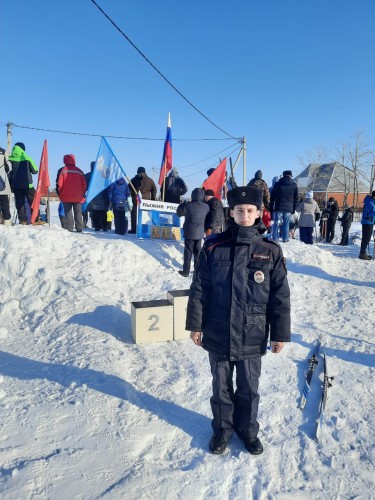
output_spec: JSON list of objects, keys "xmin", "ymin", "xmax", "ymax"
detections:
[
  {"xmin": 187, "ymin": 186, "xmax": 291, "ymax": 455},
  {"xmin": 177, "ymin": 188, "xmax": 209, "ymax": 277},
  {"xmin": 338, "ymin": 205, "xmax": 354, "ymax": 246}
]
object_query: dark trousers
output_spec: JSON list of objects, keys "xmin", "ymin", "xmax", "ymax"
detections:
[
  {"xmin": 0, "ymin": 194, "xmax": 11, "ymax": 220},
  {"xmin": 113, "ymin": 210, "xmax": 128, "ymax": 235},
  {"xmin": 92, "ymin": 210, "xmax": 108, "ymax": 231},
  {"xmin": 209, "ymin": 353, "xmax": 262, "ymax": 439},
  {"xmin": 183, "ymin": 239, "xmax": 202, "ymax": 274},
  {"xmin": 130, "ymin": 204, "xmax": 137, "ymax": 232},
  {"xmin": 326, "ymin": 218, "xmax": 336, "ymax": 243},
  {"xmin": 299, "ymin": 226, "xmax": 314, "ymax": 244},
  {"xmin": 360, "ymin": 224, "xmax": 374, "ymax": 255},
  {"xmin": 339, "ymin": 223, "xmax": 351, "ymax": 246},
  {"xmin": 14, "ymin": 188, "xmax": 37, "ymax": 223}
]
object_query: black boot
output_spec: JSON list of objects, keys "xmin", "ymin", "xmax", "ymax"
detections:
[
  {"xmin": 241, "ymin": 436, "xmax": 264, "ymax": 455},
  {"xmin": 209, "ymin": 429, "xmax": 229, "ymax": 454}
]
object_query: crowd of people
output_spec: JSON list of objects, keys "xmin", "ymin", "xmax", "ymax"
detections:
[
  {"xmin": 1, "ymin": 144, "xmax": 374, "ymax": 260},
  {"xmin": 1, "ymin": 145, "xmax": 375, "ymax": 458}
]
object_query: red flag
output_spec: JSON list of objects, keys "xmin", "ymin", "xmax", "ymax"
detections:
[
  {"xmin": 31, "ymin": 140, "xmax": 50, "ymax": 223},
  {"xmin": 202, "ymin": 158, "xmax": 227, "ymax": 200},
  {"xmin": 158, "ymin": 113, "xmax": 172, "ymax": 187}
]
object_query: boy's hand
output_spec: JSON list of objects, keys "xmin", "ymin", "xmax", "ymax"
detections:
[
  {"xmin": 271, "ymin": 341, "xmax": 284, "ymax": 353},
  {"xmin": 190, "ymin": 332, "xmax": 202, "ymax": 346}
]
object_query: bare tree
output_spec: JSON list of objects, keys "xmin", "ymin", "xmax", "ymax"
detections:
[
  {"xmin": 334, "ymin": 131, "xmax": 374, "ymax": 206},
  {"xmin": 297, "ymin": 145, "xmax": 331, "ymax": 170}
]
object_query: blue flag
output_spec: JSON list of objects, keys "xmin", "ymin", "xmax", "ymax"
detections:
[{"xmin": 84, "ymin": 137, "xmax": 127, "ymax": 209}]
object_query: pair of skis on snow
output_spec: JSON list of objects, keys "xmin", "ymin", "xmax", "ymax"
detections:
[{"xmin": 299, "ymin": 335, "xmax": 334, "ymax": 441}]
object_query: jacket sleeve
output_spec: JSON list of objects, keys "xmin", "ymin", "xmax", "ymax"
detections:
[
  {"xmin": 176, "ymin": 202, "xmax": 188, "ymax": 217},
  {"xmin": 293, "ymin": 185, "xmax": 299, "ymax": 213},
  {"xmin": 27, "ymin": 155, "xmax": 38, "ymax": 174},
  {"xmin": 267, "ymin": 248, "xmax": 291, "ymax": 342},
  {"xmin": 186, "ymin": 246, "xmax": 212, "ymax": 332},
  {"xmin": 56, "ymin": 167, "xmax": 63, "ymax": 195}
]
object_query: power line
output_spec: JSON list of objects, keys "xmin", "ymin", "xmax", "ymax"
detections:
[
  {"xmin": 184, "ymin": 143, "xmax": 243, "ymax": 179},
  {"xmin": 178, "ymin": 141, "xmax": 242, "ymax": 170},
  {"xmin": 5, "ymin": 122, "xmax": 237, "ymax": 142},
  {"xmin": 89, "ymin": 0, "xmax": 240, "ymax": 140}
]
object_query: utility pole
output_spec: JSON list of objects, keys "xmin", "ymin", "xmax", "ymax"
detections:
[
  {"xmin": 242, "ymin": 136, "xmax": 247, "ymax": 185},
  {"xmin": 6, "ymin": 122, "xmax": 13, "ymax": 155}
]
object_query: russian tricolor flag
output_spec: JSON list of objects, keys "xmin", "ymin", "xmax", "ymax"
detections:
[{"xmin": 158, "ymin": 113, "xmax": 172, "ymax": 186}]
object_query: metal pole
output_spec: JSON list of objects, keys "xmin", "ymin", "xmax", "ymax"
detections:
[
  {"xmin": 242, "ymin": 136, "xmax": 247, "ymax": 185},
  {"xmin": 6, "ymin": 122, "xmax": 13, "ymax": 155}
]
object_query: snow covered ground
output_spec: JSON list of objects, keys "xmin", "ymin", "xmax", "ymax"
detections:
[{"xmin": 0, "ymin": 204, "xmax": 374, "ymax": 499}]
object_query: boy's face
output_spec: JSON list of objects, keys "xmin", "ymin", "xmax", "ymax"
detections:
[{"xmin": 230, "ymin": 204, "xmax": 260, "ymax": 226}]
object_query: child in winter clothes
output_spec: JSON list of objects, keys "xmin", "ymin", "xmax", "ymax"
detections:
[
  {"xmin": 107, "ymin": 178, "xmax": 133, "ymax": 235},
  {"xmin": 296, "ymin": 191, "xmax": 320, "ymax": 244},
  {"xmin": 186, "ymin": 186, "xmax": 291, "ymax": 456},
  {"xmin": 338, "ymin": 205, "xmax": 354, "ymax": 246}
]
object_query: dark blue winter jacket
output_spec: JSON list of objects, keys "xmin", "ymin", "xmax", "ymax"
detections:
[
  {"xmin": 108, "ymin": 178, "xmax": 132, "ymax": 211},
  {"xmin": 177, "ymin": 188, "xmax": 209, "ymax": 240},
  {"xmin": 361, "ymin": 195, "xmax": 375, "ymax": 225},
  {"xmin": 270, "ymin": 175, "xmax": 299, "ymax": 213},
  {"xmin": 186, "ymin": 223, "xmax": 291, "ymax": 359}
]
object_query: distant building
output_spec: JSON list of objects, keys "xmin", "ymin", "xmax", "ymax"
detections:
[{"xmin": 295, "ymin": 162, "xmax": 369, "ymax": 207}]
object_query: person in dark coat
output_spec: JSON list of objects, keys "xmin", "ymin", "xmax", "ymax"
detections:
[
  {"xmin": 160, "ymin": 167, "xmax": 188, "ymax": 204},
  {"xmin": 359, "ymin": 191, "xmax": 375, "ymax": 260},
  {"xmin": 128, "ymin": 166, "xmax": 157, "ymax": 233},
  {"xmin": 187, "ymin": 186, "xmax": 291, "ymax": 456},
  {"xmin": 204, "ymin": 189, "xmax": 224, "ymax": 235},
  {"xmin": 269, "ymin": 170, "xmax": 298, "ymax": 243},
  {"xmin": 0, "ymin": 147, "xmax": 12, "ymax": 225},
  {"xmin": 7, "ymin": 142, "xmax": 40, "ymax": 224},
  {"xmin": 107, "ymin": 178, "xmax": 133, "ymax": 235},
  {"xmin": 338, "ymin": 205, "xmax": 354, "ymax": 246},
  {"xmin": 247, "ymin": 170, "xmax": 270, "ymax": 210},
  {"xmin": 177, "ymin": 188, "xmax": 209, "ymax": 277},
  {"xmin": 324, "ymin": 197, "xmax": 339, "ymax": 243},
  {"xmin": 85, "ymin": 161, "xmax": 109, "ymax": 232}
]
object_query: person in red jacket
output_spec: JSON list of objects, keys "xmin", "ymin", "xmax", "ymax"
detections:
[{"xmin": 56, "ymin": 154, "xmax": 87, "ymax": 232}]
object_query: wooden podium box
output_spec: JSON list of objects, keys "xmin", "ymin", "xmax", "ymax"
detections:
[
  {"xmin": 167, "ymin": 289, "xmax": 190, "ymax": 340},
  {"xmin": 131, "ymin": 299, "xmax": 173, "ymax": 344}
]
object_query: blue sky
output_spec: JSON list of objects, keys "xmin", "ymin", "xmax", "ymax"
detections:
[{"xmin": 2, "ymin": 0, "xmax": 374, "ymax": 194}]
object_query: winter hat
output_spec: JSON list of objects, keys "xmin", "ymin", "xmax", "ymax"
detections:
[
  {"xmin": 283, "ymin": 170, "xmax": 292, "ymax": 177},
  {"xmin": 90, "ymin": 161, "xmax": 96, "ymax": 171},
  {"xmin": 227, "ymin": 186, "xmax": 263, "ymax": 210},
  {"xmin": 371, "ymin": 191, "xmax": 375, "ymax": 198},
  {"xmin": 137, "ymin": 166, "xmax": 146, "ymax": 174},
  {"xmin": 207, "ymin": 168, "xmax": 215, "ymax": 177},
  {"xmin": 255, "ymin": 170, "xmax": 262, "ymax": 179},
  {"xmin": 328, "ymin": 197, "xmax": 335, "ymax": 202},
  {"xmin": 306, "ymin": 190, "xmax": 314, "ymax": 199},
  {"xmin": 204, "ymin": 189, "xmax": 215, "ymax": 196},
  {"xmin": 63, "ymin": 154, "xmax": 76, "ymax": 166},
  {"xmin": 272, "ymin": 176, "xmax": 279, "ymax": 187},
  {"xmin": 15, "ymin": 142, "xmax": 26, "ymax": 151}
]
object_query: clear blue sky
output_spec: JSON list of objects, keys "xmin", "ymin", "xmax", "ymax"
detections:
[{"xmin": 2, "ymin": 0, "xmax": 374, "ymax": 194}]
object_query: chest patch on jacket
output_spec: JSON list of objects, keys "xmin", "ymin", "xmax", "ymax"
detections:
[
  {"xmin": 254, "ymin": 271, "xmax": 265, "ymax": 283},
  {"xmin": 252, "ymin": 253, "xmax": 270, "ymax": 260}
]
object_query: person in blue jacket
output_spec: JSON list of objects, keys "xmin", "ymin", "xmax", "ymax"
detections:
[
  {"xmin": 359, "ymin": 191, "xmax": 375, "ymax": 260},
  {"xmin": 107, "ymin": 178, "xmax": 133, "ymax": 235},
  {"xmin": 58, "ymin": 201, "xmax": 65, "ymax": 228}
]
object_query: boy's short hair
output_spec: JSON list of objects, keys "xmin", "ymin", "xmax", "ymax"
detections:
[{"xmin": 227, "ymin": 186, "xmax": 262, "ymax": 210}]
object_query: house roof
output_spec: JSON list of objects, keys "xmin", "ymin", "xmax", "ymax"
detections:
[{"xmin": 295, "ymin": 162, "xmax": 369, "ymax": 193}]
